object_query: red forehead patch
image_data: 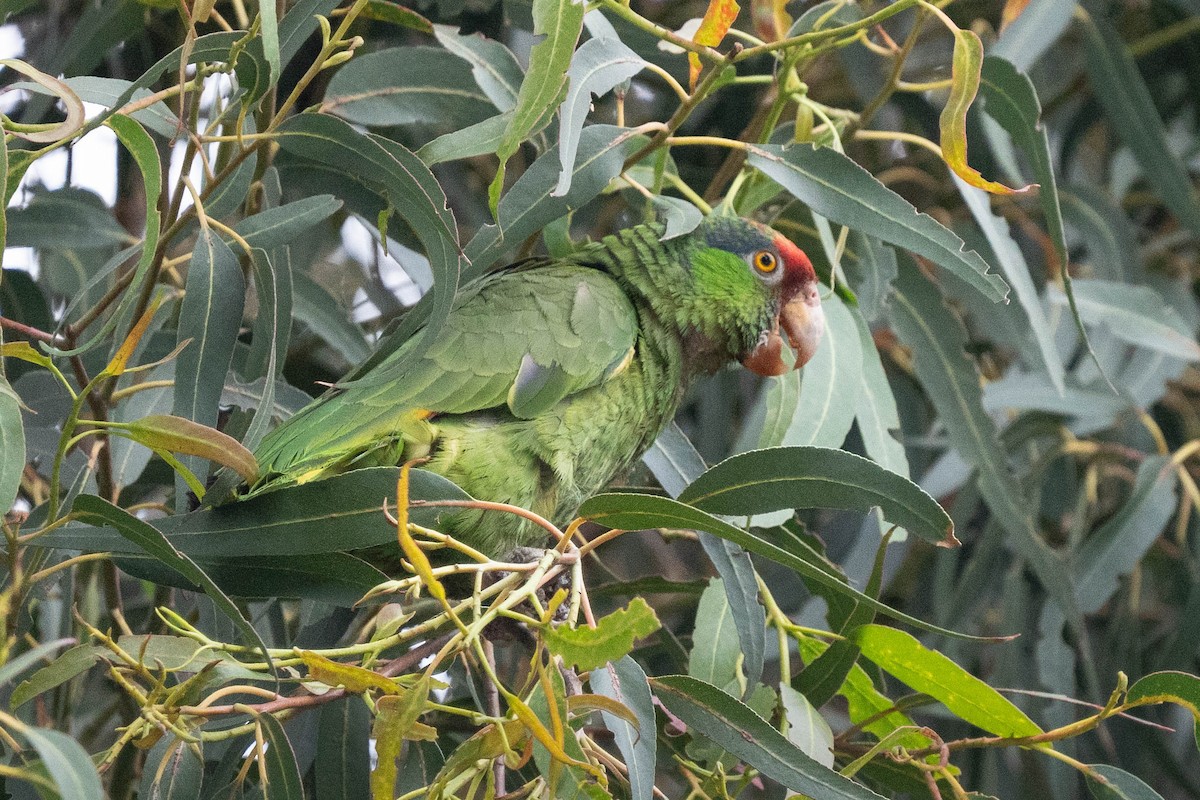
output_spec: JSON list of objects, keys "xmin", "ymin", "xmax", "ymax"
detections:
[{"xmin": 772, "ymin": 234, "xmax": 815, "ymax": 282}]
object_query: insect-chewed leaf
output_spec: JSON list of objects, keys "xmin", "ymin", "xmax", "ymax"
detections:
[
  {"xmin": 299, "ymin": 650, "xmax": 404, "ymax": 695},
  {"xmin": 545, "ymin": 597, "xmax": 661, "ymax": 671},
  {"xmin": 122, "ymin": 414, "xmax": 257, "ymax": 483},
  {"xmin": 746, "ymin": 143, "xmax": 1009, "ymax": 303}
]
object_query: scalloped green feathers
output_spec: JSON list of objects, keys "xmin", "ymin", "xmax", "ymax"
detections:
[{"xmin": 249, "ymin": 218, "xmax": 817, "ymax": 554}]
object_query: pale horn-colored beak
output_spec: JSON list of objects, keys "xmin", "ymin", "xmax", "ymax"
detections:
[
  {"xmin": 741, "ymin": 280, "xmax": 825, "ymax": 377},
  {"xmin": 779, "ymin": 280, "xmax": 825, "ymax": 368}
]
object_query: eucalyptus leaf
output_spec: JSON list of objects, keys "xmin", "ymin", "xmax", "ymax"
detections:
[
  {"xmin": 553, "ymin": 37, "xmax": 644, "ymax": 196},
  {"xmin": 746, "ymin": 144, "xmax": 1009, "ymax": 302}
]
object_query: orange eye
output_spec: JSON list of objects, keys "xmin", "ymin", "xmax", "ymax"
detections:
[{"xmin": 752, "ymin": 250, "xmax": 778, "ymax": 273}]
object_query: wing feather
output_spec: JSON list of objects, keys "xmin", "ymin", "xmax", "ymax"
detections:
[{"xmin": 252, "ymin": 265, "xmax": 638, "ymax": 485}]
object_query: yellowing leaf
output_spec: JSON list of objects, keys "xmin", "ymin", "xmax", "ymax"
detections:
[
  {"xmin": 107, "ymin": 295, "xmax": 167, "ymax": 377},
  {"xmin": 0, "ymin": 60, "xmax": 84, "ymax": 143},
  {"xmin": 372, "ymin": 674, "xmax": 432, "ymax": 799},
  {"xmin": 396, "ymin": 463, "xmax": 446, "ymax": 602},
  {"xmin": 940, "ymin": 29, "xmax": 1032, "ymax": 195},
  {"xmin": 1000, "ymin": 0, "xmax": 1032, "ymax": 32},
  {"xmin": 751, "ymin": 0, "xmax": 789, "ymax": 42},
  {"xmin": 122, "ymin": 414, "xmax": 258, "ymax": 483},
  {"xmin": 1, "ymin": 341, "xmax": 53, "ymax": 369},
  {"xmin": 298, "ymin": 650, "xmax": 404, "ymax": 695},
  {"xmin": 545, "ymin": 597, "xmax": 661, "ymax": 671},
  {"xmin": 688, "ymin": 0, "xmax": 740, "ymax": 90}
]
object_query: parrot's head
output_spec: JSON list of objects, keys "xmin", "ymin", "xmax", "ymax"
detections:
[{"xmin": 683, "ymin": 216, "xmax": 825, "ymax": 377}]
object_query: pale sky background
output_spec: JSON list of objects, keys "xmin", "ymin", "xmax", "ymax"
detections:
[{"xmin": 1, "ymin": 21, "xmax": 422, "ymax": 324}]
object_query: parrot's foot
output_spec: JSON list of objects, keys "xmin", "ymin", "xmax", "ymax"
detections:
[{"xmin": 505, "ymin": 546, "xmax": 573, "ymax": 621}]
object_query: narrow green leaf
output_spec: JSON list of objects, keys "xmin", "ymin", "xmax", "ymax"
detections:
[
  {"xmin": 652, "ymin": 675, "xmax": 886, "ymax": 799},
  {"xmin": 678, "ymin": 446, "xmax": 956, "ymax": 547},
  {"xmin": 746, "ymin": 143, "xmax": 1009, "ymax": 302},
  {"xmin": 1047, "ymin": 279, "xmax": 1200, "ymax": 361},
  {"xmin": 417, "ymin": 113, "xmax": 512, "ymax": 166},
  {"xmin": 140, "ymin": 738, "xmax": 204, "ymax": 800},
  {"xmin": 0, "ymin": 375, "xmax": 23, "ymax": 515},
  {"xmin": 68, "ymin": 494, "xmax": 272, "ymax": 668},
  {"xmin": 360, "ymin": 0, "xmax": 434, "ymax": 31},
  {"xmin": 955, "ymin": 178, "xmax": 1064, "ymax": 392},
  {"xmin": 322, "ymin": 47, "xmax": 496, "ymax": 129},
  {"xmin": 640, "ymin": 424, "xmax": 766, "ymax": 691},
  {"xmin": 116, "ymin": 552, "xmax": 388, "ymax": 606},
  {"xmin": 0, "ymin": 639, "xmax": 74, "ymax": 690},
  {"xmin": 1086, "ymin": 764, "xmax": 1167, "ymax": 800},
  {"xmin": 233, "ymin": 196, "xmax": 342, "ymax": 251},
  {"xmin": 643, "ymin": 420, "xmax": 707, "ymax": 497},
  {"xmin": 779, "ymin": 683, "xmax": 835, "ymax": 768},
  {"xmin": 841, "ymin": 232, "xmax": 896, "ymax": 322},
  {"xmin": 6, "ymin": 188, "xmax": 132, "ymax": 248},
  {"xmin": 39, "ymin": 468, "xmax": 468, "ymax": 558},
  {"xmin": 259, "ymin": 0, "xmax": 280, "ymax": 90},
  {"xmin": 991, "ymin": 0, "xmax": 1074, "ymax": 72},
  {"xmin": 785, "ymin": 293, "xmax": 862, "ymax": 448},
  {"xmin": 591, "ymin": 657, "xmax": 656, "ymax": 800},
  {"xmin": 553, "ymin": 37, "xmax": 644, "ymax": 195},
  {"xmin": 700, "ymin": 534, "xmax": 766, "ymax": 696},
  {"xmin": 16, "ymin": 726, "xmax": 104, "ymax": 800},
  {"xmin": 688, "ymin": 579, "xmax": 743, "ymax": 690},
  {"xmin": 852, "ymin": 310, "xmax": 909, "ymax": 485},
  {"xmin": 433, "ymin": 25, "xmax": 524, "ymax": 111},
  {"xmin": 173, "ymin": 228, "xmax": 245, "ymax": 496},
  {"xmin": 490, "ymin": 0, "xmax": 585, "ymax": 208},
  {"xmin": 291, "ymin": 271, "xmax": 371, "ymax": 365},
  {"xmin": 1081, "ymin": 11, "xmax": 1200, "ymax": 238},
  {"xmin": 651, "ymin": 195, "xmax": 704, "ymax": 240},
  {"xmin": 44, "ymin": 115, "xmax": 162, "ymax": 359},
  {"xmin": 11, "ymin": 644, "xmax": 103, "ymax": 710},
  {"xmin": 853, "ymin": 624, "xmax": 1043, "ymax": 738},
  {"xmin": 1059, "ymin": 185, "xmax": 1140, "ymax": 282},
  {"xmin": 464, "ymin": 125, "xmax": 647, "ymax": 274},
  {"xmin": 258, "ymin": 713, "xmax": 303, "ymax": 799},
  {"xmin": 276, "ymin": 114, "xmax": 462, "ymax": 392},
  {"xmin": 578, "ymin": 493, "xmax": 984, "ymax": 640},
  {"xmin": 1075, "ymin": 456, "xmax": 1177, "ymax": 614},
  {"xmin": 979, "ymin": 54, "xmax": 1103, "ymax": 386},
  {"xmin": 241, "ymin": 248, "xmax": 291, "ymax": 448},
  {"xmin": 315, "ymin": 699, "xmax": 371, "ymax": 800},
  {"xmin": 279, "ymin": 0, "xmax": 340, "ymax": 69},
  {"xmin": 888, "ymin": 259, "xmax": 1082, "ymax": 630},
  {"xmin": 794, "ymin": 640, "xmax": 861, "ymax": 709},
  {"xmin": 797, "ymin": 638, "xmax": 929, "ymax": 751},
  {"xmin": 1126, "ymin": 671, "xmax": 1200, "ymax": 749}
]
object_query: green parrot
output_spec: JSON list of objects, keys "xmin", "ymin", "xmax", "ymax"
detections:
[{"xmin": 247, "ymin": 216, "xmax": 825, "ymax": 555}]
